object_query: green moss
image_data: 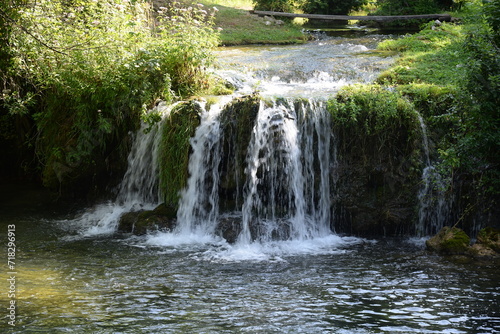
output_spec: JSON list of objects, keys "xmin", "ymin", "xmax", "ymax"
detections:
[
  {"xmin": 218, "ymin": 95, "xmax": 260, "ymax": 206},
  {"xmin": 427, "ymin": 226, "xmax": 471, "ymax": 255},
  {"xmin": 159, "ymin": 101, "xmax": 201, "ymax": 207},
  {"xmin": 327, "ymin": 85, "xmax": 423, "ymax": 176},
  {"xmin": 327, "ymin": 85, "xmax": 424, "ymax": 235},
  {"xmin": 441, "ymin": 227, "xmax": 470, "ymax": 254},
  {"xmin": 327, "ymin": 84, "xmax": 420, "ymax": 143}
]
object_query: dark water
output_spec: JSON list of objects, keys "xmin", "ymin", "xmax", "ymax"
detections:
[{"xmin": 1, "ymin": 185, "xmax": 499, "ymax": 333}]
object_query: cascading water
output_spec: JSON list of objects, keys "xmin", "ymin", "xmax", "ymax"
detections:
[
  {"xmin": 80, "ymin": 34, "xmax": 398, "ymax": 248},
  {"xmin": 416, "ymin": 114, "xmax": 451, "ymax": 236},
  {"xmin": 149, "ymin": 35, "xmax": 397, "ymax": 249},
  {"xmin": 164, "ymin": 98, "xmax": 334, "ymax": 245},
  {"xmin": 176, "ymin": 102, "xmax": 225, "ymax": 236},
  {"xmin": 239, "ymin": 99, "xmax": 331, "ymax": 243},
  {"xmin": 70, "ymin": 103, "xmax": 171, "ymax": 236}
]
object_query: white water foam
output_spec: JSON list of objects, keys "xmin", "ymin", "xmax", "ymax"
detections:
[{"xmin": 144, "ymin": 232, "xmax": 367, "ymax": 263}]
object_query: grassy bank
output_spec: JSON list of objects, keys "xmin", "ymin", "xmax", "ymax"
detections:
[
  {"xmin": 364, "ymin": 1, "xmax": 499, "ymax": 224},
  {"xmin": 202, "ymin": 0, "xmax": 308, "ymax": 45}
]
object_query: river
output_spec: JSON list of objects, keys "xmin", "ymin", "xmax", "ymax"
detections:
[{"xmin": 1, "ymin": 31, "xmax": 499, "ymax": 333}]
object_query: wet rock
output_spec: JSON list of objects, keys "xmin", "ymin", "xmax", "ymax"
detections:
[
  {"xmin": 469, "ymin": 243, "xmax": 498, "ymax": 258},
  {"xmin": 477, "ymin": 227, "xmax": 500, "ymax": 252},
  {"xmin": 426, "ymin": 226, "xmax": 470, "ymax": 255},
  {"xmin": 118, "ymin": 203, "xmax": 177, "ymax": 235},
  {"xmin": 468, "ymin": 227, "xmax": 500, "ymax": 258},
  {"xmin": 216, "ymin": 216, "xmax": 242, "ymax": 243}
]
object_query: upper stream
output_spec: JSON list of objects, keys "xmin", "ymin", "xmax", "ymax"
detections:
[
  {"xmin": 1, "ymin": 32, "xmax": 498, "ymax": 333},
  {"xmin": 214, "ymin": 33, "xmax": 394, "ymax": 97}
]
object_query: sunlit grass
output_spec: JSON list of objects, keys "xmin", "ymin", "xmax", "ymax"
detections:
[
  {"xmin": 376, "ymin": 22, "xmax": 465, "ymax": 87},
  {"xmin": 201, "ymin": 0, "xmax": 307, "ymax": 45}
]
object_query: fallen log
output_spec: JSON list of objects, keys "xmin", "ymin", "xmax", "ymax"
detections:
[{"xmin": 250, "ymin": 10, "xmax": 453, "ymax": 22}]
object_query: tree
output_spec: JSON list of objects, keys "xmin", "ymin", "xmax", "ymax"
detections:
[
  {"xmin": 454, "ymin": 0, "xmax": 500, "ymax": 196},
  {"xmin": 1, "ymin": 0, "xmax": 219, "ymax": 196}
]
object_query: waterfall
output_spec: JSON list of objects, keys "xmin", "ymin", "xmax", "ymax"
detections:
[
  {"xmin": 176, "ymin": 101, "xmax": 225, "ymax": 236},
  {"xmin": 416, "ymin": 114, "xmax": 451, "ymax": 236},
  {"xmin": 239, "ymin": 100, "xmax": 307, "ymax": 243},
  {"xmin": 117, "ymin": 108, "xmax": 166, "ymax": 209},
  {"xmin": 73, "ymin": 103, "xmax": 170, "ymax": 236},
  {"xmin": 170, "ymin": 98, "xmax": 333, "ymax": 243}
]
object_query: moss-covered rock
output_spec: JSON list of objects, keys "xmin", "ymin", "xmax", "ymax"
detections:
[
  {"xmin": 159, "ymin": 101, "xmax": 201, "ymax": 207},
  {"xmin": 218, "ymin": 94, "xmax": 260, "ymax": 210},
  {"xmin": 468, "ymin": 227, "xmax": 500, "ymax": 258},
  {"xmin": 426, "ymin": 226, "xmax": 470, "ymax": 255},
  {"xmin": 328, "ymin": 85, "xmax": 423, "ymax": 236},
  {"xmin": 118, "ymin": 203, "xmax": 177, "ymax": 235},
  {"xmin": 476, "ymin": 227, "xmax": 500, "ymax": 252}
]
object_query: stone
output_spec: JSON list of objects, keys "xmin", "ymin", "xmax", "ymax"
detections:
[
  {"xmin": 426, "ymin": 226, "xmax": 470, "ymax": 255},
  {"xmin": 476, "ymin": 227, "xmax": 500, "ymax": 253},
  {"xmin": 216, "ymin": 216, "xmax": 242, "ymax": 243},
  {"xmin": 118, "ymin": 203, "xmax": 177, "ymax": 235},
  {"xmin": 468, "ymin": 243, "xmax": 498, "ymax": 258}
]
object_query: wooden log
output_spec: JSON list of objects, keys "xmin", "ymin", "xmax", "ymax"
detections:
[{"xmin": 250, "ymin": 10, "xmax": 452, "ymax": 22}]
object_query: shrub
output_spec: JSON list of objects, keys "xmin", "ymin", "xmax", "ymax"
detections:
[
  {"xmin": 3, "ymin": 0, "xmax": 218, "ymax": 195},
  {"xmin": 253, "ymin": 0, "xmax": 296, "ymax": 13},
  {"xmin": 449, "ymin": 0, "xmax": 500, "ymax": 196},
  {"xmin": 371, "ymin": 0, "xmax": 445, "ymax": 27},
  {"xmin": 301, "ymin": 0, "xmax": 368, "ymax": 15}
]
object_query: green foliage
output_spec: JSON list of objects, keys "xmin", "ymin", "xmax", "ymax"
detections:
[
  {"xmin": 252, "ymin": 0, "xmax": 295, "ymax": 12},
  {"xmin": 450, "ymin": 1, "xmax": 500, "ymax": 195},
  {"xmin": 328, "ymin": 84, "xmax": 418, "ymax": 136},
  {"xmin": 2, "ymin": 0, "xmax": 218, "ymax": 193},
  {"xmin": 377, "ymin": 1, "xmax": 499, "ymax": 202},
  {"xmin": 484, "ymin": 0, "xmax": 500, "ymax": 44},
  {"xmin": 159, "ymin": 101, "xmax": 201, "ymax": 207},
  {"xmin": 301, "ymin": 0, "xmax": 368, "ymax": 15},
  {"xmin": 327, "ymin": 85, "xmax": 421, "ymax": 167},
  {"xmin": 371, "ymin": 0, "xmax": 456, "ymax": 27},
  {"xmin": 375, "ymin": 0, "xmax": 440, "ymax": 15}
]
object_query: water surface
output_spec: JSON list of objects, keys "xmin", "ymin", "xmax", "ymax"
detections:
[{"xmin": 1, "ymin": 202, "xmax": 499, "ymax": 333}]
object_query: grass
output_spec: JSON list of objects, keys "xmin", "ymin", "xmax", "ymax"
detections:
[
  {"xmin": 376, "ymin": 21, "xmax": 466, "ymax": 87},
  {"xmin": 202, "ymin": 0, "xmax": 308, "ymax": 45}
]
